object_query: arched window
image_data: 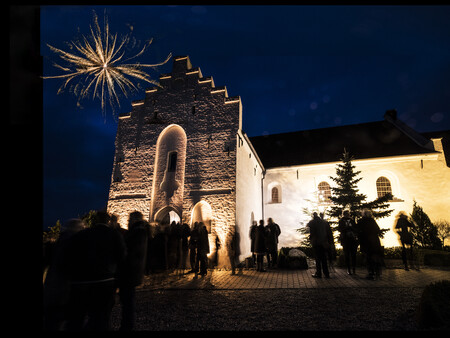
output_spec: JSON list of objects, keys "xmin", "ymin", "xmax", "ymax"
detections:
[
  {"xmin": 376, "ymin": 176, "xmax": 392, "ymax": 198},
  {"xmin": 268, "ymin": 182, "xmax": 282, "ymax": 204},
  {"xmin": 167, "ymin": 151, "xmax": 177, "ymax": 172},
  {"xmin": 271, "ymin": 187, "xmax": 280, "ymax": 203},
  {"xmin": 318, "ymin": 181, "xmax": 331, "ymax": 203}
]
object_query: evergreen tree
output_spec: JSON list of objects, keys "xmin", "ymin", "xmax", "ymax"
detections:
[
  {"xmin": 328, "ymin": 149, "xmax": 393, "ymax": 236},
  {"xmin": 328, "ymin": 149, "xmax": 366, "ymax": 221},
  {"xmin": 410, "ymin": 200, "xmax": 441, "ymax": 249}
]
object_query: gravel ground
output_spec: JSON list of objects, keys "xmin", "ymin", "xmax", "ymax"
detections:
[{"xmin": 110, "ymin": 287, "xmax": 423, "ymax": 331}]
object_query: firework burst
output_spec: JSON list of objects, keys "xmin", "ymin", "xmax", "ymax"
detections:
[{"xmin": 43, "ymin": 10, "xmax": 172, "ymax": 114}]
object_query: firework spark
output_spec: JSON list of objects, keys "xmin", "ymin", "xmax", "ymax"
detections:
[{"xmin": 43, "ymin": 10, "xmax": 172, "ymax": 114}]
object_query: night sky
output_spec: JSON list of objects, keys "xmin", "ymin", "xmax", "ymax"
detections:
[{"xmin": 40, "ymin": 5, "xmax": 450, "ymax": 230}]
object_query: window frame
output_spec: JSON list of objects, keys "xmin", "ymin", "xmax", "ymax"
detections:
[
  {"xmin": 317, "ymin": 181, "xmax": 332, "ymax": 203},
  {"xmin": 376, "ymin": 176, "xmax": 392, "ymax": 198}
]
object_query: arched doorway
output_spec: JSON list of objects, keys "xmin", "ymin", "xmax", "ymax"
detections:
[
  {"xmin": 154, "ymin": 206, "xmax": 181, "ymax": 226},
  {"xmin": 191, "ymin": 200, "xmax": 212, "ymax": 233}
]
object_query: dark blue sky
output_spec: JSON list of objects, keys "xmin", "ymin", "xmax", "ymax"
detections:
[{"xmin": 41, "ymin": 5, "xmax": 450, "ymax": 229}]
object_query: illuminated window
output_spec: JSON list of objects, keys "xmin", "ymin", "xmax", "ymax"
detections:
[
  {"xmin": 167, "ymin": 151, "xmax": 177, "ymax": 172},
  {"xmin": 271, "ymin": 187, "xmax": 280, "ymax": 203},
  {"xmin": 318, "ymin": 181, "xmax": 331, "ymax": 203},
  {"xmin": 376, "ymin": 176, "xmax": 392, "ymax": 198}
]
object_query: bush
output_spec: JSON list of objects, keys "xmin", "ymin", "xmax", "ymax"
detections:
[
  {"xmin": 383, "ymin": 246, "xmax": 404, "ymax": 259},
  {"xmin": 418, "ymin": 249, "xmax": 450, "ymax": 267},
  {"xmin": 416, "ymin": 280, "xmax": 450, "ymax": 329}
]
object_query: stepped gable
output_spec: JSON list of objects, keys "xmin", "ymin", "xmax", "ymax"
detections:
[
  {"xmin": 119, "ymin": 56, "xmax": 241, "ymax": 119},
  {"xmin": 249, "ymin": 118, "xmax": 438, "ymax": 169}
]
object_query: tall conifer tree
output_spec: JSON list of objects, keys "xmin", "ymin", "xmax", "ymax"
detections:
[
  {"xmin": 410, "ymin": 200, "xmax": 441, "ymax": 248},
  {"xmin": 328, "ymin": 149, "xmax": 393, "ymax": 233}
]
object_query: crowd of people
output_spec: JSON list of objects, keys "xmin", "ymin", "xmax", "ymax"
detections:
[
  {"xmin": 248, "ymin": 209, "xmax": 415, "ymax": 281},
  {"xmin": 43, "ymin": 211, "xmax": 218, "ymax": 331},
  {"xmin": 249, "ymin": 218, "xmax": 282, "ymax": 272},
  {"xmin": 305, "ymin": 208, "xmax": 415, "ymax": 280},
  {"xmin": 43, "ymin": 207, "xmax": 415, "ymax": 330}
]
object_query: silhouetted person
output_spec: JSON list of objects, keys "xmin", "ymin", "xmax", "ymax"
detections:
[
  {"xmin": 320, "ymin": 213, "xmax": 336, "ymax": 271},
  {"xmin": 254, "ymin": 220, "xmax": 267, "ymax": 272},
  {"xmin": 249, "ymin": 221, "xmax": 257, "ymax": 266},
  {"xmin": 43, "ymin": 218, "xmax": 86, "ymax": 330},
  {"xmin": 265, "ymin": 218, "xmax": 281, "ymax": 268},
  {"xmin": 145, "ymin": 224, "xmax": 156, "ymax": 275},
  {"xmin": 117, "ymin": 211, "xmax": 149, "ymax": 331},
  {"xmin": 146, "ymin": 224, "xmax": 167, "ymax": 273},
  {"xmin": 357, "ymin": 209, "xmax": 383, "ymax": 280},
  {"xmin": 213, "ymin": 235, "xmax": 221, "ymax": 267},
  {"xmin": 189, "ymin": 222, "xmax": 200, "ymax": 273},
  {"xmin": 180, "ymin": 223, "xmax": 191, "ymax": 270},
  {"xmin": 110, "ymin": 213, "xmax": 127, "ymax": 237},
  {"xmin": 168, "ymin": 221, "xmax": 182, "ymax": 269},
  {"xmin": 308, "ymin": 212, "xmax": 332, "ymax": 278},
  {"xmin": 338, "ymin": 210, "xmax": 358, "ymax": 275},
  {"xmin": 395, "ymin": 211, "xmax": 415, "ymax": 271},
  {"xmin": 226, "ymin": 230, "xmax": 238, "ymax": 275},
  {"xmin": 197, "ymin": 222, "xmax": 210, "ymax": 276},
  {"xmin": 64, "ymin": 211, "xmax": 126, "ymax": 331}
]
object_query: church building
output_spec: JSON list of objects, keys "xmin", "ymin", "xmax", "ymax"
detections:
[{"xmin": 107, "ymin": 56, "xmax": 450, "ymax": 266}]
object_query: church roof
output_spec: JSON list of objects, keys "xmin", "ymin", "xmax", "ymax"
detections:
[{"xmin": 249, "ymin": 119, "xmax": 442, "ymax": 169}]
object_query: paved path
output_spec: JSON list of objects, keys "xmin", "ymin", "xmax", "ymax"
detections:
[
  {"xmin": 138, "ymin": 266, "xmax": 450, "ymax": 291},
  {"xmin": 112, "ymin": 266, "xmax": 450, "ymax": 330}
]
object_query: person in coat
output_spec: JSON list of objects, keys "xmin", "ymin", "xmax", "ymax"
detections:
[
  {"xmin": 265, "ymin": 218, "xmax": 281, "ymax": 268},
  {"xmin": 117, "ymin": 211, "xmax": 149, "ymax": 331},
  {"xmin": 188, "ymin": 222, "xmax": 200, "ymax": 273},
  {"xmin": 395, "ymin": 211, "xmax": 415, "ymax": 270},
  {"xmin": 64, "ymin": 211, "xmax": 126, "ymax": 331},
  {"xmin": 254, "ymin": 220, "xmax": 267, "ymax": 272},
  {"xmin": 180, "ymin": 223, "xmax": 191, "ymax": 270},
  {"xmin": 357, "ymin": 209, "xmax": 383, "ymax": 280},
  {"xmin": 43, "ymin": 218, "xmax": 86, "ymax": 330},
  {"xmin": 226, "ymin": 228, "xmax": 240, "ymax": 275},
  {"xmin": 249, "ymin": 221, "xmax": 257, "ymax": 266},
  {"xmin": 308, "ymin": 212, "xmax": 332, "ymax": 278},
  {"xmin": 167, "ymin": 221, "xmax": 182, "ymax": 269},
  {"xmin": 197, "ymin": 222, "xmax": 210, "ymax": 276},
  {"xmin": 338, "ymin": 210, "xmax": 358, "ymax": 275}
]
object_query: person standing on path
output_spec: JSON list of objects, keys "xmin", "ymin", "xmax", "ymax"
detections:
[
  {"xmin": 265, "ymin": 218, "xmax": 281, "ymax": 268},
  {"xmin": 197, "ymin": 222, "xmax": 210, "ymax": 276},
  {"xmin": 43, "ymin": 218, "xmax": 86, "ymax": 330},
  {"xmin": 188, "ymin": 222, "xmax": 200, "ymax": 273},
  {"xmin": 254, "ymin": 220, "xmax": 267, "ymax": 272},
  {"xmin": 395, "ymin": 211, "xmax": 415, "ymax": 271},
  {"xmin": 307, "ymin": 212, "xmax": 332, "ymax": 278},
  {"xmin": 180, "ymin": 222, "xmax": 191, "ymax": 270},
  {"xmin": 338, "ymin": 210, "xmax": 358, "ymax": 275},
  {"xmin": 249, "ymin": 221, "xmax": 257, "ymax": 267},
  {"xmin": 63, "ymin": 211, "xmax": 126, "ymax": 331},
  {"xmin": 357, "ymin": 209, "xmax": 383, "ymax": 280},
  {"xmin": 117, "ymin": 211, "xmax": 149, "ymax": 331}
]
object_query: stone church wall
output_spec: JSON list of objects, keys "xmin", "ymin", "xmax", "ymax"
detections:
[{"xmin": 107, "ymin": 56, "xmax": 241, "ymax": 265}]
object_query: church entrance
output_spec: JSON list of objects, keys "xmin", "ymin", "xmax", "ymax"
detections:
[
  {"xmin": 191, "ymin": 201, "xmax": 212, "ymax": 233},
  {"xmin": 154, "ymin": 206, "xmax": 181, "ymax": 226}
]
